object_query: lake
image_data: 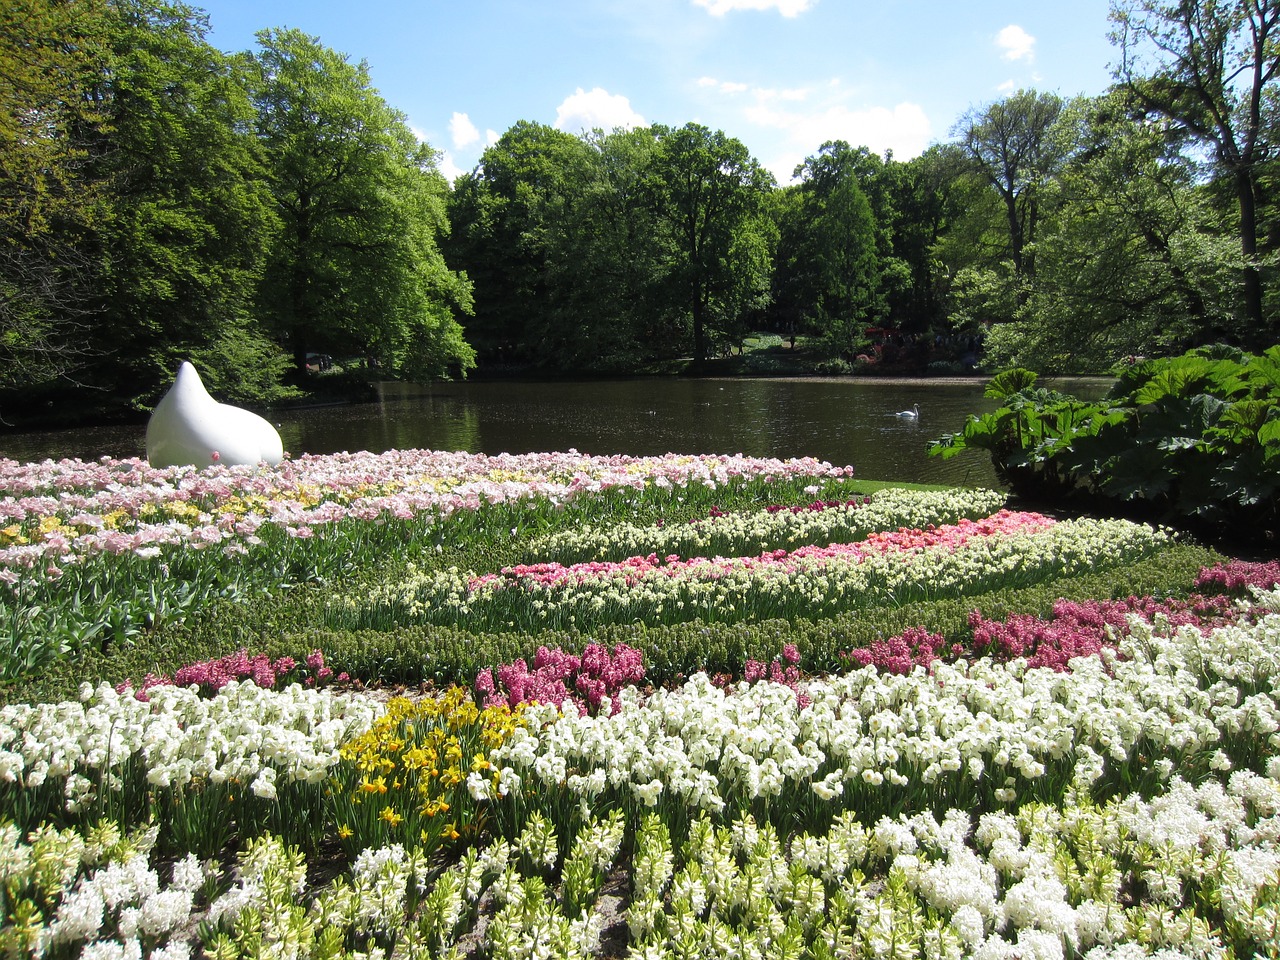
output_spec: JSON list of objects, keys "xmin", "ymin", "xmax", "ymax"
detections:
[{"xmin": 0, "ymin": 377, "xmax": 1114, "ymax": 487}]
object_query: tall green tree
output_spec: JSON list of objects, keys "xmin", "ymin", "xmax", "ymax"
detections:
[
  {"xmin": 84, "ymin": 0, "xmax": 283, "ymax": 410},
  {"xmin": 253, "ymin": 28, "xmax": 474, "ymax": 379},
  {"xmin": 446, "ymin": 121, "xmax": 594, "ymax": 369},
  {"xmin": 877, "ymin": 151, "xmax": 956, "ymax": 331},
  {"xmin": 566, "ymin": 127, "xmax": 668, "ymax": 369},
  {"xmin": 1111, "ymin": 0, "xmax": 1280, "ymax": 344},
  {"xmin": 989, "ymin": 92, "xmax": 1236, "ymax": 370},
  {"xmin": 645, "ymin": 123, "xmax": 775, "ymax": 364},
  {"xmin": 0, "ymin": 0, "xmax": 107, "ymax": 394},
  {"xmin": 774, "ymin": 141, "xmax": 881, "ymax": 358},
  {"xmin": 954, "ymin": 90, "xmax": 1068, "ymax": 288}
]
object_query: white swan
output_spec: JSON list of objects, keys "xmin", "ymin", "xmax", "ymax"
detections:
[
  {"xmin": 896, "ymin": 403, "xmax": 920, "ymax": 419},
  {"xmin": 146, "ymin": 362, "xmax": 284, "ymax": 468}
]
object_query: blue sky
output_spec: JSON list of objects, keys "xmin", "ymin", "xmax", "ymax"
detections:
[{"xmin": 196, "ymin": 0, "xmax": 1120, "ymax": 184}]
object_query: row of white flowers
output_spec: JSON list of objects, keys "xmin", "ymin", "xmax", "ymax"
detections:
[
  {"xmin": 338, "ymin": 515, "xmax": 1171, "ymax": 629},
  {"xmin": 523, "ymin": 487, "xmax": 1008, "ymax": 564},
  {"xmin": 0, "ymin": 681, "xmax": 382, "ymax": 812},
  {"xmin": 5, "ymin": 766, "xmax": 1276, "ymax": 959},
  {"xmin": 490, "ymin": 592, "xmax": 1280, "ymax": 814}
]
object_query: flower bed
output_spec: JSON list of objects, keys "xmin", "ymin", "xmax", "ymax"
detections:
[
  {"xmin": 1, "ymin": 590, "xmax": 1278, "ymax": 959},
  {"xmin": 1, "ymin": 448, "xmax": 1277, "ymax": 959},
  {"xmin": 0, "ymin": 451, "xmax": 857, "ymax": 681}
]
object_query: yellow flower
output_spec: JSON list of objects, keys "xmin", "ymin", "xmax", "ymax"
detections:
[
  {"xmin": 379, "ymin": 806, "xmax": 404, "ymax": 827},
  {"xmin": 471, "ymin": 753, "xmax": 491, "ymax": 772},
  {"xmin": 338, "ymin": 824, "xmax": 353, "ymax": 839},
  {"xmin": 401, "ymin": 747, "xmax": 431, "ymax": 771},
  {"xmin": 359, "ymin": 775, "xmax": 388, "ymax": 795},
  {"xmin": 36, "ymin": 515, "xmax": 68, "ymax": 538}
]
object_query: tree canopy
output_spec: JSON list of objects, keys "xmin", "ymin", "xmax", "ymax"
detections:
[{"xmin": 1, "ymin": 0, "xmax": 1277, "ymax": 425}]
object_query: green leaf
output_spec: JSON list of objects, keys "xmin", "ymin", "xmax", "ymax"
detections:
[{"xmin": 984, "ymin": 368, "xmax": 1038, "ymax": 400}]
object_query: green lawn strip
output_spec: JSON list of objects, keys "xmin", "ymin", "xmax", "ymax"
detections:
[{"xmin": 14, "ymin": 541, "xmax": 1221, "ymax": 704}]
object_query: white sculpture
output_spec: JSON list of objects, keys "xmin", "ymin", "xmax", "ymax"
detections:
[{"xmin": 146, "ymin": 361, "xmax": 284, "ymax": 468}]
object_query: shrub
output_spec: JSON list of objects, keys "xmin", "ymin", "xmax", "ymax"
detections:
[{"xmin": 930, "ymin": 346, "xmax": 1280, "ymax": 543}]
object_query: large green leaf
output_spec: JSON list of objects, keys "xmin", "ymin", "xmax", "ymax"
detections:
[
  {"xmin": 1239, "ymin": 352, "xmax": 1280, "ymax": 398},
  {"xmin": 1131, "ymin": 357, "xmax": 1217, "ymax": 405},
  {"xmin": 984, "ymin": 368, "xmax": 1038, "ymax": 400}
]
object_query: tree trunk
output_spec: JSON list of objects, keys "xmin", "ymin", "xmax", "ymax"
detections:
[
  {"xmin": 692, "ymin": 283, "xmax": 707, "ymax": 363},
  {"xmin": 1235, "ymin": 168, "xmax": 1265, "ymax": 342}
]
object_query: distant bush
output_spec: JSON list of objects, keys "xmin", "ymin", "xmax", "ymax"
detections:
[{"xmin": 814, "ymin": 357, "xmax": 853, "ymax": 376}]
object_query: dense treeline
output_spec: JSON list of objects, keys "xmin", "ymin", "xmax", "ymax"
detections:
[
  {"xmin": 0, "ymin": 0, "xmax": 475, "ymax": 424},
  {"xmin": 1, "ymin": 0, "xmax": 1277, "ymax": 426}
]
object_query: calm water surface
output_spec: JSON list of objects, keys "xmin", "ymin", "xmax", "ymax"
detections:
[{"xmin": 0, "ymin": 378, "xmax": 1113, "ymax": 488}]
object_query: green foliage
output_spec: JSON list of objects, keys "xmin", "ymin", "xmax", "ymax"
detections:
[
  {"xmin": 989, "ymin": 92, "xmax": 1238, "ymax": 373},
  {"xmin": 955, "ymin": 89, "xmax": 1066, "ymax": 282},
  {"xmin": 446, "ymin": 122, "xmax": 629, "ymax": 371},
  {"xmin": 75, "ymin": 0, "xmax": 282, "ymax": 411},
  {"xmin": 645, "ymin": 123, "xmax": 777, "ymax": 365},
  {"xmin": 252, "ymin": 28, "xmax": 475, "ymax": 381},
  {"xmin": 931, "ymin": 347, "xmax": 1280, "ymax": 542},
  {"xmin": 0, "ymin": 0, "xmax": 108, "ymax": 396},
  {"xmin": 1111, "ymin": 0, "xmax": 1280, "ymax": 341},
  {"xmin": 773, "ymin": 142, "xmax": 882, "ymax": 358}
]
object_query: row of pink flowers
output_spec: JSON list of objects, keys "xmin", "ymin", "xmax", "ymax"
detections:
[
  {"xmin": 120, "ymin": 648, "xmax": 346, "ymax": 699},
  {"xmin": 1194, "ymin": 558, "xmax": 1280, "ymax": 593},
  {"xmin": 474, "ymin": 642, "xmax": 646, "ymax": 716},
  {"xmin": 842, "ymin": 589, "xmax": 1245, "ymax": 676},
  {"xmin": 472, "ymin": 510, "xmax": 1057, "ymax": 593}
]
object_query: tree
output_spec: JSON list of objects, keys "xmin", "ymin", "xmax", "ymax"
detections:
[
  {"xmin": 253, "ymin": 28, "xmax": 474, "ymax": 379},
  {"xmin": 563, "ymin": 127, "xmax": 668, "ymax": 369},
  {"xmin": 773, "ymin": 141, "xmax": 881, "ymax": 358},
  {"xmin": 83, "ymin": 0, "xmax": 284, "ymax": 410},
  {"xmin": 989, "ymin": 93, "xmax": 1237, "ymax": 370},
  {"xmin": 1111, "ymin": 0, "xmax": 1280, "ymax": 344},
  {"xmin": 645, "ymin": 123, "xmax": 775, "ymax": 364},
  {"xmin": 954, "ymin": 90, "xmax": 1067, "ymax": 287},
  {"xmin": 0, "ymin": 0, "xmax": 108, "ymax": 395},
  {"xmin": 446, "ymin": 121, "xmax": 595, "ymax": 369}
]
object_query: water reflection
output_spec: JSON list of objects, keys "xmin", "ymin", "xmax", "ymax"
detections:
[{"xmin": 0, "ymin": 377, "xmax": 1115, "ymax": 488}]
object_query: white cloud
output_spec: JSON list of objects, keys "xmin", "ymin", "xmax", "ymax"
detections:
[
  {"xmin": 693, "ymin": 0, "xmax": 815, "ymax": 16},
  {"xmin": 449, "ymin": 112, "xmax": 481, "ymax": 149},
  {"xmin": 437, "ymin": 151, "xmax": 466, "ymax": 183},
  {"xmin": 995, "ymin": 24, "xmax": 1035, "ymax": 61},
  {"xmin": 997, "ymin": 78, "xmax": 1017, "ymax": 93},
  {"xmin": 698, "ymin": 76, "xmax": 749, "ymax": 94},
  {"xmin": 746, "ymin": 97, "xmax": 932, "ymax": 182},
  {"xmin": 554, "ymin": 87, "xmax": 647, "ymax": 134}
]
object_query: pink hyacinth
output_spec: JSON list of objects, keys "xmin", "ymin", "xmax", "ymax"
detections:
[
  {"xmin": 1195, "ymin": 560, "xmax": 1280, "ymax": 594},
  {"xmin": 476, "ymin": 642, "xmax": 645, "ymax": 715},
  {"xmin": 121, "ymin": 647, "xmax": 336, "ymax": 698}
]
